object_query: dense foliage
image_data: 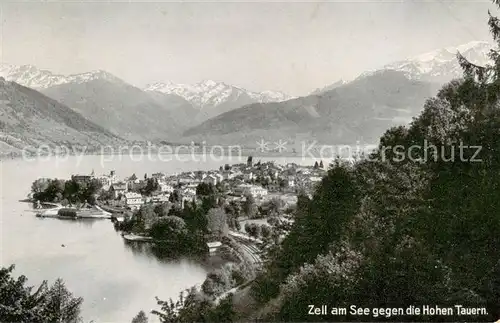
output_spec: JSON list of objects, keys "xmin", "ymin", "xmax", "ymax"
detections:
[
  {"xmin": 131, "ymin": 310, "xmax": 149, "ymax": 323},
  {"xmin": 152, "ymin": 287, "xmax": 238, "ymax": 323},
  {"xmin": 245, "ymin": 5, "xmax": 500, "ymax": 321},
  {"xmin": 0, "ymin": 265, "xmax": 83, "ymax": 323},
  {"xmin": 31, "ymin": 178, "xmax": 102, "ymax": 205},
  {"xmin": 148, "ymin": 3, "xmax": 500, "ymax": 322}
]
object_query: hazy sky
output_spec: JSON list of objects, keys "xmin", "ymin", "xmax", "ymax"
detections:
[{"xmin": 0, "ymin": 0, "xmax": 496, "ymax": 96}]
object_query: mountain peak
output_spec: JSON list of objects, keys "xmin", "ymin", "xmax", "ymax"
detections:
[
  {"xmin": 144, "ymin": 79, "xmax": 293, "ymax": 108},
  {"xmin": 199, "ymin": 79, "xmax": 219, "ymax": 87},
  {"xmin": 0, "ymin": 64, "xmax": 124, "ymax": 89},
  {"xmin": 310, "ymin": 79, "xmax": 349, "ymax": 95},
  {"xmin": 360, "ymin": 40, "xmax": 495, "ymax": 83},
  {"xmin": 66, "ymin": 69, "xmax": 123, "ymax": 84}
]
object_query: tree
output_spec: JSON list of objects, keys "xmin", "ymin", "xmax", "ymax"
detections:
[
  {"xmin": 31, "ymin": 178, "xmax": 50, "ymax": 195},
  {"xmin": 244, "ymin": 223, "xmax": 261, "ymax": 238},
  {"xmin": 41, "ymin": 278, "xmax": 83, "ymax": 323},
  {"xmin": 0, "ymin": 265, "xmax": 83, "ymax": 323},
  {"xmin": 234, "ymin": 219, "xmax": 241, "ymax": 231},
  {"xmin": 32, "ymin": 179, "xmax": 66, "ymax": 202},
  {"xmin": 196, "ymin": 183, "xmax": 215, "ymax": 197},
  {"xmin": 201, "ymin": 268, "xmax": 232, "ymax": 297},
  {"xmin": 183, "ymin": 202, "xmax": 208, "ymax": 233},
  {"xmin": 149, "ymin": 216, "xmax": 188, "ymax": 242},
  {"xmin": 267, "ymin": 197, "xmax": 285, "ymax": 216},
  {"xmin": 253, "ymin": 161, "xmax": 361, "ymax": 303},
  {"xmin": 242, "ymin": 194, "xmax": 257, "ymax": 219},
  {"xmin": 313, "ymin": 161, "xmax": 319, "ymax": 169},
  {"xmin": 206, "ymin": 208, "xmax": 228, "ymax": 238},
  {"xmin": 319, "ymin": 160, "xmax": 324, "ymax": 169},
  {"xmin": 154, "ymin": 202, "xmax": 171, "ymax": 217},
  {"xmin": 261, "ymin": 225, "xmax": 272, "ymax": 240},
  {"xmin": 136, "ymin": 204, "xmax": 158, "ymax": 231},
  {"xmin": 169, "ymin": 190, "xmax": 181, "ymax": 203},
  {"xmin": 225, "ymin": 200, "xmax": 241, "ymax": 220},
  {"xmin": 132, "ymin": 310, "xmax": 149, "ymax": 323},
  {"xmin": 153, "ymin": 287, "xmax": 237, "ymax": 323},
  {"xmin": 201, "ymin": 195, "xmax": 217, "ymax": 214},
  {"xmin": 278, "ymin": 178, "xmax": 287, "ymax": 189},
  {"xmin": 141, "ymin": 178, "xmax": 159, "ymax": 196}
]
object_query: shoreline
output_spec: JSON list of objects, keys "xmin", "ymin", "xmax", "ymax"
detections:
[{"xmin": 0, "ymin": 145, "xmax": 372, "ymax": 162}]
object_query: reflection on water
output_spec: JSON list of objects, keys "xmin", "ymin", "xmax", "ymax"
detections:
[
  {"xmin": 1, "ymin": 154, "xmax": 312, "ymax": 322},
  {"xmin": 122, "ymin": 240, "xmax": 209, "ymax": 268},
  {"xmin": 123, "ymin": 240, "xmax": 158, "ymax": 260},
  {"xmin": 37, "ymin": 217, "xmax": 104, "ymax": 228}
]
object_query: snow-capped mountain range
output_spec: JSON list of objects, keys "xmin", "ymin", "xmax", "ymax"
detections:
[
  {"xmin": 0, "ymin": 40, "xmax": 495, "ymax": 112},
  {"xmin": 0, "ymin": 63, "xmax": 294, "ymax": 111},
  {"xmin": 363, "ymin": 40, "xmax": 494, "ymax": 83},
  {"xmin": 313, "ymin": 41, "xmax": 494, "ymax": 95},
  {"xmin": 0, "ymin": 64, "xmax": 124, "ymax": 89},
  {"xmin": 144, "ymin": 80, "xmax": 293, "ymax": 109}
]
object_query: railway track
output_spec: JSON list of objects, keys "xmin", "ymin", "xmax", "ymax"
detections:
[
  {"xmin": 230, "ymin": 234, "xmax": 263, "ymax": 266},
  {"xmin": 213, "ymin": 234, "xmax": 263, "ymax": 305}
]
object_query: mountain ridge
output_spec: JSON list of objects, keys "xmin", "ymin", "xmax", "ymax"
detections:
[
  {"xmin": 0, "ymin": 64, "xmax": 126, "ymax": 89},
  {"xmin": 183, "ymin": 70, "xmax": 440, "ymax": 146},
  {"xmin": 360, "ymin": 40, "xmax": 493, "ymax": 84},
  {"xmin": 0, "ymin": 77, "xmax": 123, "ymax": 157},
  {"xmin": 41, "ymin": 78, "xmax": 194, "ymax": 141},
  {"xmin": 144, "ymin": 80, "xmax": 293, "ymax": 108}
]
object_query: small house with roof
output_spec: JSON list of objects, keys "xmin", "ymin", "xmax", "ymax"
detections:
[
  {"xmin": 110, "ymin": 182, "xmax": 128, "ymax": 199},
  {"xmin": 123, "ymin": 192, "xmax": 144, "ymax": 210},
  {"xmin": 203, "ymin": 174, "xmax": 218, "ymax": 186},
  {"xmin": 207, "ymin": 241, "xmax": 222, "ymax": 256}
]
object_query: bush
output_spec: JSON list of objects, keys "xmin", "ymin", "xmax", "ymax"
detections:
[
  {"xmin": 231, "ymin": 267, "xmax": 245, "ymax": 286},
  {"xmin": 260, "ymin": 225, "xmax": 272, "ymax": 239},
  {"xmin": 201, "ymin": 264, "xmax": 233, "ymax": 297},
  {"xmin": 245, "ymin": 223, "xmax": 261, "ymax": 238},
  {"xmin": 234, "ymin": 219, "xmax": 241, "ymax": 231}
]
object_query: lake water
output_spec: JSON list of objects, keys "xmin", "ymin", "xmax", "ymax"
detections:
[{"xmin": 0, "ymin": 153, "xmax": 315, "ymax": 322}]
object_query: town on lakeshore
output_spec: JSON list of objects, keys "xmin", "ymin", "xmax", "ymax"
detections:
[
  {"xmin": 29, "ymin": 156, "xmax": 328, "ymax": 257},
  {"xmin": 6, "ymin": 1, "xmax": 500, "ymax": 322}
]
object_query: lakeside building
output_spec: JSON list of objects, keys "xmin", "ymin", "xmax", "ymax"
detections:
[
  {"xmin": 149, "ymin": 194, "xmax": 169, "ymax": 204},
  {"xmin": 182, "ymin": 187, "xmax": 196, "ymax": 196},
  {"xmin": 96, "ymin": 170, "xmax": 117, "ymax": 190},
  {"xmin": 178, "ymin": 173, "xmax": 201, "ymax": 185},
  {"xmin": 202, "ymin": 174, "xmax": 218, "ymax": 186},
  {"xmin": 207, "ymin": 241, "xmax": 222, "ymax": 256},
  {"xmin": 159, "ymin": 183, "xmax": 174, "ymax": 194},
  {"xmin": 110, "ymin": 182, "xmax": 128, "ymax": 199},
  {"xmin": 123, "ymin": 192, "xmax": 144, "ymax": 210},
  {"xmin": 151, "ymin": 172, "xmax": 166, "ymax": 181},
  {"xmin": 233, "ymin": 184, "xmax": 268, "ymax": 198},
  {"xmin": 71, "ymin": 172, "xmax": 94, "ymax": 184}
]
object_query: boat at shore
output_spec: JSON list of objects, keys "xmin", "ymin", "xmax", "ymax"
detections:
[
  {"xmin": 122, "ymin": 233, "xmax": 154, "ymax": 242},
  {"xmin": 36, "ymin": 207, "xmax": 62, "ymax": 218}
]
